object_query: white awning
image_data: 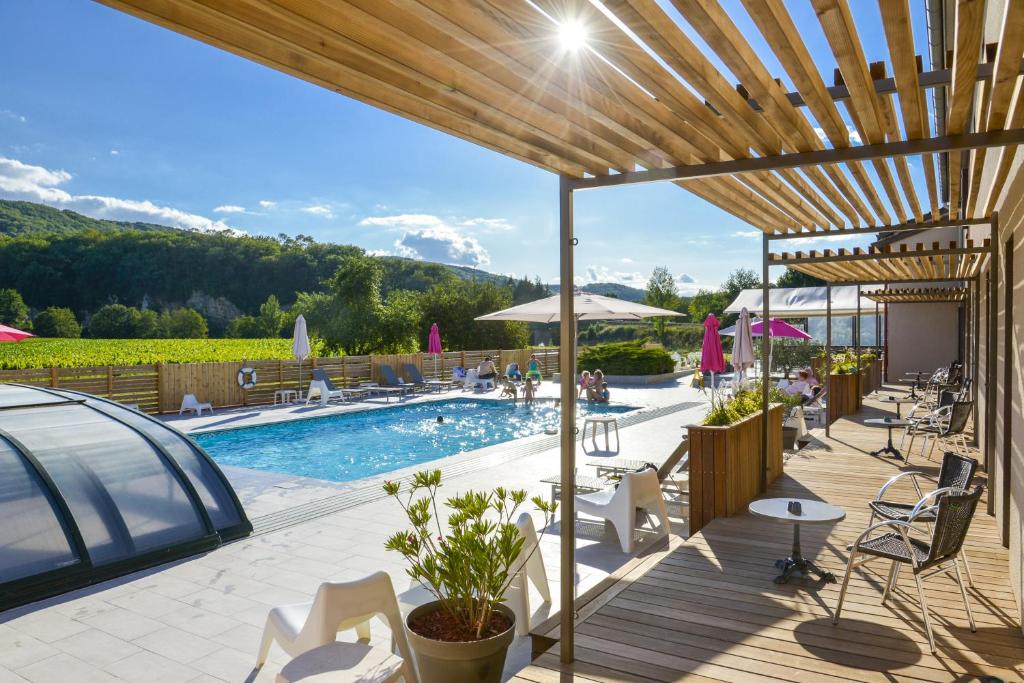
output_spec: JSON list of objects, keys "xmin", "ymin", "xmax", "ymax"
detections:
[{"xmin": 724, "ymin": 285, "xmax": 864, "ymax": 317}]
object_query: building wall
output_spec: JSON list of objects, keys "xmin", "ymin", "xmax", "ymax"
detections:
[
  {"xmin": 989, "ymin": 148, "xmax": 1024, "ymax": 632},
  {"xmin": 886, "ymin": 303, "xmax": 961, "ymax": 379}
]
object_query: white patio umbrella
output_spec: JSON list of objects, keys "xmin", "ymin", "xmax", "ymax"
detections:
[
  {"xmin": 475, "ymin": 292, "xmax": 683, "ymax": 379},
  {"xmin": 292, "ymin": 314, "xmax": 311, "ymax": 396},
  {"xmin": 731, "ymin": 307, "xmax": 756, "ymax": 380}
]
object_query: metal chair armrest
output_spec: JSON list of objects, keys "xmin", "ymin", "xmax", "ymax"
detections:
[
  {"xmin": 875, "ymin": 471, "xmax": 933, "ymax": 501},
  {"xmin": 909, "ymin": 487, "xmax": 966, "ymax": 519},
  {"xmin": 852, "ymin": 519, "xmax": 916, "ymax": 552}
]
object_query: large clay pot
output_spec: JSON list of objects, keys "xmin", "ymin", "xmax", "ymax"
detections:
[{"xmin": 406, "ymin": 602, "xmax": 516, "ymax": 683}]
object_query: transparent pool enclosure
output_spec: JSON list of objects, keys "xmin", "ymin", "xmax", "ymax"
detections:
[{"xmin": 0, "ymin": 384, "xmax": 250, "ymax": 609}]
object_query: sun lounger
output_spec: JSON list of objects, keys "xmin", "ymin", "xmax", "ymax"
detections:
[
  {"xmin": 401, "ymin": 364, "xmax": 437, "ymax": 392},
  {"xmin": 539, "ymin": 472, "xmax": 609, "ymax": 506},
  {"xmin": 307, "ymin": 369, "xmax": 369, "ymax": 405},
  {"xmin": 379, "ymin": 365, "xmax": 417, "ymax": 393},
  {"xmin": 586, "ymin": 437, "xmax": 690, "ymax": 495},
  {"xmin": 179, "ymin": 393, "xmax": 213, "ymax": 416}
]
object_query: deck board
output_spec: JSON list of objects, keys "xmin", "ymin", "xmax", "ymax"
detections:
[{"xmin": 525, "ymin": 392, "xmax": 1024, "ymax": 682}]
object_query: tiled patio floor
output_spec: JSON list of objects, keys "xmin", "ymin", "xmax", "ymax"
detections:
[{"xmin": 0, "ymin": 379, "xmax": 706, "ymax": 682}]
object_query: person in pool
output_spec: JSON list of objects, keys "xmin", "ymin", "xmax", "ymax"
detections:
[{"xmin": 596, "ymin": 381, "xmax": 610, "ymax": 403}]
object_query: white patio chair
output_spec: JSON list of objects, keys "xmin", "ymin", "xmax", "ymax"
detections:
[
  {"xmin": 504, "ymin": 512, "xmax": 551, "ymax": 635},
  {"xmin": 575, "ymin": 468, "xmax": 671, "ymax": 553},
  {"xmin": 178, "ymin": 393, "xmax": 212, "ymax": 416},
  {"xmin": 464, "ymin": 368, "xmax": 494, "ymax": 392},
  {"xmin": 256, "ymin": 571, "xmax": 418, "ymax": 682}
]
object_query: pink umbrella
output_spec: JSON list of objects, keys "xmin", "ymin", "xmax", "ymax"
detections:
[
  {"xmin": 427, "ymin": 323, "xmax": 442, "ymax": 379},
  {"xmin": 0, "ymin": 324, "xmax": 32, "ymax": 342},
  {"xmin": 720, "ymin": 318, "xmax": 812, "ymax": 340},
  {"xmin": 700, "ymin": 314, "xmax": 725, "ymax": 393}
]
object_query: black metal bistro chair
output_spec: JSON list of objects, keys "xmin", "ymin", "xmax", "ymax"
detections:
[
  {"xmin": 905, "ymin": 400, "xmax": 973, "ymax": 464},
  {"xmin": 834, "ymin": 485, "xmax": 984, "ymax": 652},
  {"xmin": 868, "ymin": 451, "xmax": 979, "ymax": 584}
]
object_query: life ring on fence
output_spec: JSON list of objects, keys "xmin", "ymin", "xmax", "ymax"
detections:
[{"xmin": 237, "ymin": 367, "xmax": 257, "ymax": 390}]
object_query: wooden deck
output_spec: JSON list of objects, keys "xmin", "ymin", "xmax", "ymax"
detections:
[{"xmin": 516, "ymin": 392, "xmax": 1023, "ymax": 683}]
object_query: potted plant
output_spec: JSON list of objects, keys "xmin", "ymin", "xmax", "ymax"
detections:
[{"xmin": 383, "ymin": 470, "xmax": 556, "ymax": 683}]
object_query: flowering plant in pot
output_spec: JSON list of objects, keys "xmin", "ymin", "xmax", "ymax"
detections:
[{"xmin": 384, "ymin": 469, "xmax": 556, "ymax": 683}]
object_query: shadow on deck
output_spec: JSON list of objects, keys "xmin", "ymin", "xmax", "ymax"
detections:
[{"xmin": 516, "ymin": 391, "xmax": 1022, "ymax": 682}]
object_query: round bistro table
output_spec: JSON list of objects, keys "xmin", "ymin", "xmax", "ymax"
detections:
[
  {"xmin": 749, "ymin": 498, "xmax": 846, "ymax": 585},
  {"xmin": 864, "ymin": 417, "xmax": 914, "ymax": 460}
]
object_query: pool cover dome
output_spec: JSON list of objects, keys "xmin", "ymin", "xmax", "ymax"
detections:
[{"xmin": 0, "ymin": 384, "xmax": 251, "ymax": 609}]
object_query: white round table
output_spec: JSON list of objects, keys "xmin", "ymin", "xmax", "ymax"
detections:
[
  {"xmin": 749, "ymin": 498, "xmax": 845, "ymax": 585},
  {"xmin": 276, "ymin": 642, "xmax": 405, "ymax": 682}
]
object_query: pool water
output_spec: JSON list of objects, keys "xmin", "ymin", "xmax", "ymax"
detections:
[{"xmin": 192, "ymin": 399, "xmax": 636, "ymax": 483}]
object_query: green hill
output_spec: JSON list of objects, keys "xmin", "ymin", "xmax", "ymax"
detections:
[
  {"xmin": 548, "ymin": 282, "xmax": 645, "ymax": 302},
  {"xmin": 0, "ymin": 199, "xmax": 171, "ymax": 237}
]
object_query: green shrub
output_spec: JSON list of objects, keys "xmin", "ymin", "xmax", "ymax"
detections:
[
  {"xmin": 33, "ymin": 307, "xmax": 80, "ymax": 338},
  {"xmin": 577, "ymin": 341, "xmax": 675, "ymax": 376}
]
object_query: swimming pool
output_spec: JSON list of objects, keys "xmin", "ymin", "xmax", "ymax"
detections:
[{"xmin": 192, "ymin": 399, "xmax": 637, "ymax": 483}]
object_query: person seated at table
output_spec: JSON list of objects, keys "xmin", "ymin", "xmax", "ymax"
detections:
[
  {"xmin": 596, "ymin": 382, "xmax": 610, "ymax": 403},
  {"xmin": 587, "ymin": 369, "xmax": 605, "ymax": 401},
  {"xmin": 526, "ymin": 354, "xmax": 543, "ymax": 383},
  {"xmin": 505, "ymin": 362, "xmax": 522, "ymax": 382},
  {"xmin": 577, "ymin": 370, "xmax": 593, "ymax": 399},
  {"xmin": 477, "ymin": 356, "xmax": 498, "ymax": 382}
]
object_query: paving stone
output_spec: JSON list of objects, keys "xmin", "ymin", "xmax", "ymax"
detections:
[{"xmin": 51, "ymin": 628, "xmax": 141, "ymax": 668}]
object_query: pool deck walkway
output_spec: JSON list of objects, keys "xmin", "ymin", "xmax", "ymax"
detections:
[
  {"xmin": 513, "ymin": 390, "xmax": 1024, "ymax": 683},
  {"xmin": 0, "ymin": 379, "xmax": 706, "ymax": 683}
]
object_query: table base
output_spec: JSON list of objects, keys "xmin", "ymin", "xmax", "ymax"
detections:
[
  {"xmin": 772, "ymin": 523, "xmax": 837, "ymax": 584},
  {"xmin": 869, "ymin": 424, "xmax": 905, "ymax": 461}
]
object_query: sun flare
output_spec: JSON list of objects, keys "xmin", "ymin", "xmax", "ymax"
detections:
[{"xmin": 558, "ymin": 20, "xmax": 588, "ymax": 51}]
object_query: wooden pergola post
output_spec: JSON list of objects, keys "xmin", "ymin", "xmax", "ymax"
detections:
[{"xmin": 558, "ymin": 175, "xmax": 575, "ymax": 662}]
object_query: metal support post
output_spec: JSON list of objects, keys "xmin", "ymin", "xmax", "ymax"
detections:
[
  {"xmin": 761, "ymin": 234, "xmax": 770, "ymax": 492},
  {"xmin": 557, "ymin": 176, "xmax": 575, "ymax": 662}
]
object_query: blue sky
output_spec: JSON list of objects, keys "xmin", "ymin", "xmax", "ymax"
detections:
[{"xmin": 0, "ymin": 1, "xmax": 930, "ymax": 293}]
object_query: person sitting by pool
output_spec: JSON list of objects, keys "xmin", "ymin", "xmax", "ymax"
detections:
[
  {"xmin": 596, "ymin": 382, "xmax": 610, "ymax": 403},
  {"xmin": 526, "ymin": 354, "xmax": 542, "ymax": 383},
  {"xmin": 804, "ymin": 366, "xmax": 820, "ymax": 386},
  {"xmin": 587, "ymin": 369, "xmax": 605, "ymax": 401},
  {"xmin": 577, "ymin": 370, "xmax": 592, "ymax": 399},
  {"xmin": 499, "ymin": 376, "xmax": 518, "ymax": 402},
  {"xmin": 523, "ymin": 377, "xmax": 536, "ymax": 405},
  {"xmin": 477, "ymin": 356, "xmax": 498, "ymax": 386},
  {"xmin": 783, "ymin": 370, "xmax": 813, "ymax": 397},
  {"xmin": 505, "ymin": 362, "xmax": 522, "ymax": 383}
]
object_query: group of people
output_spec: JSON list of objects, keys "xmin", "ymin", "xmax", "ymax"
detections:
[
  {"xmin": 578, "ymin": 369, "xmax": 610, "ymax": 403},
  {"xmin": 478, "ymin": 354, "xmax": 544, "ymax": 405},
  {"xmin": 779, "ymin": 367, "xmax": 823, "ymax": 403}
]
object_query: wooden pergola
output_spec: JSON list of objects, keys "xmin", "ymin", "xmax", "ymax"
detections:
[
  {"xmin": 97, "ymin": 0, "xmax": 1024, "ymax": 663},
  {"xmin": 861, "ymin": 286, "xmax": 969, "ymax": 303}
]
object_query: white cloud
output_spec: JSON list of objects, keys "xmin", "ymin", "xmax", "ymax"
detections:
[
  {"xmin": 0, "ymin": 109, "xmax": 26, "ymax": 123},
  {"xmin": 302, "ymin": 204, "xmax": 334, "ymax": 218},
  {"xmin": 394, "ymin": 224, "xmax": 490, "ymax": 267},
  {"xmin": 458, "ymin": 217, "xmax": 515, "ymax": 232},
  {"xmin": 258, "ymin": 200, "xmax": 276, "ymax": 209},
  {"xmin": 813, "ymin": 125, "xmax": 862, "ymax": 146},
  {"xmin": 732, "ymin": 230, "xmax": 761, "ymax": 238},
  {"xmin": 620, "ymin": 257, "xmax": 634, "ymax": 263},
  {"xmin": 787, "ymin": 232, "xmax": 862, "ymax": 245},
  {"xmin": 0, "ymin": 156, "xmax": 239, "ymax": 233},
  {"xmin": 366, "ymin": 248, "xmax": 392, "ymax": 257},
  {"xmin": 213, "ymin": 204, "xmax": 246, "ymax": 213},
  {"xmin": 573, "ymin": 265, "xmax": 700, "ymax": 294},
  {"xmin": 109, "ymin": 149, "xmax": 120, "ymax": 156},
  {"xmin": 361, "ymin": 213, "xmax": 443, "ymax": 229}
]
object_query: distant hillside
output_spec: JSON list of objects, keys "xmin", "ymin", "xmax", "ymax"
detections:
[
  {"xmin": 0, "ymin": 200, "xmax": 170, "ymax": 237},
  {"xmin": 548, "ymin": 282, "xmax": 645, "ymax": 302},
  {"xmin": 0, "ymin": 200, "xmax": 546, "ymax": 332}
]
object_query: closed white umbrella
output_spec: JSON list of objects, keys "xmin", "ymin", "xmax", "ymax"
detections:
[
  {"xmin": 292, "ymin": 314, "xmax": 311, "ymax": 396},
  {"xmin": 731, "ymin": 307, "xmax": 756, "ymax": 380}
]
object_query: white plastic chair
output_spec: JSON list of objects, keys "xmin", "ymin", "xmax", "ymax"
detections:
[
  {"xmin": 179, "ymin": 393, "xmax": 212, "ymax": 416},
  {"xmin": 575, "ymin": 469, "xmax": 671, "ymax": 553},
  {"xmin": 504, "ymin": 513, "xmax": 551, "ymax": 635},
  {"xmin": 256, "ymin": 571, "xmax": 418, "ymax": 683},
  {"xmin": 464, "ymin": 369, "xmax": 494, "ymax": 392}
]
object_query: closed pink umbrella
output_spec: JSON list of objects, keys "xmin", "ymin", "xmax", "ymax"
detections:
[
  {"xmin": 427, "ymin": 323, "xmax": 442, "ymax": 379},
  {"xmin": 700, "ymin": 314, "xmax": 725, "ymax": 394},
  {"xmin": 0, "ymin": 325, "xmax": 32, "ymax": 342}
]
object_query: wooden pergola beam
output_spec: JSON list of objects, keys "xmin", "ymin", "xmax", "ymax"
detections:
[{"xmin": 569, "ymin": 128, "xmax": 1024, "ymax": 190}]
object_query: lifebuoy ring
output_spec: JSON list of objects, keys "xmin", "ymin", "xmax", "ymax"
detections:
[{"xmin": 237, "ymin": 367, "xmax": 257, "ymax": 390}]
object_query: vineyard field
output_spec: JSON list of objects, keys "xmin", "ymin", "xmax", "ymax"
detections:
[{"xmin": 0, "ymin": 338, "xmax": 295, "ymax": 369}]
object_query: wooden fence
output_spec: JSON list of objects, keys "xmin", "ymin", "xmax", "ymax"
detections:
[
  {"xmin": 687, "ymin": 404, "xmax": 784, "ymax": 535},
  {"xmin": 0, "ymin": 348, "xmax": 560, "ymax": 414}
]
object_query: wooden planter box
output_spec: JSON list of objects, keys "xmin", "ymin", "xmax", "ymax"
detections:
[
  {"xmin": 687, "ymin": 404, "xmax": 784, "ymax": 535},
  {"xmin": 859, "ymin": 359, "xmax": 882, "ymax": 396},
  {"xmin": 827, "ymin": 372, "xmax": 860, "ymax": 423}
]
